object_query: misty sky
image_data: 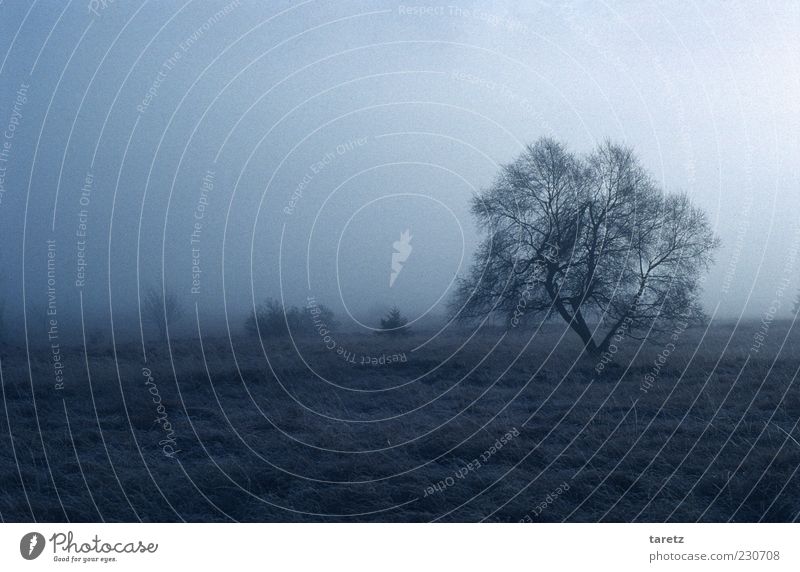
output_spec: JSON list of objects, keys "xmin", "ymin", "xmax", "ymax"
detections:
[{"xmin": 1, "ymin": 0, "xmax": 798, "ymax": 338}]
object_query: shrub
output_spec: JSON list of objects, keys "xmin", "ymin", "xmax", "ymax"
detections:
[{"xmin": 246, "ymin": 298, "xmax": 337, "ymax": 337}]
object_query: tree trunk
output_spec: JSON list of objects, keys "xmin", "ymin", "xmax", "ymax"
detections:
[
  {"xmin": 545, "ymin": 274, "xmax": 600, "ymax": 357},
  {"xmin": 552, "ymin": 298, "xmax": 599, "ymax": 356},
  {"xmin": 570, "ymin": 311, "xmax": 599, "ymax": 357}
]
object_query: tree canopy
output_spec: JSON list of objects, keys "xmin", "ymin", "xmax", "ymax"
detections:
[{"xmin": 452, "ymin": 138, "xmax": 719, "ymax": 356}]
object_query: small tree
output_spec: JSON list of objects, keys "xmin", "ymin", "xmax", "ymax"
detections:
[
  {"xmin": 378, "ymin": 306, "xmax": 411, "ymax": 336},
  {"xmin": 142, "ymin": 286, "xmax": 185, "ymax": 341}
]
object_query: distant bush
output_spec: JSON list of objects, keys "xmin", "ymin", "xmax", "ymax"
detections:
[
  {"xmin": 377, "ymin": 306, "xmax": 411, "ymax": 336},
  {"xmin": 142, "ymin": 286, "xmax": 185, "ymax": 341},
  {"xmin": 246, "ymin": 297, "xmax": 337, "ymax": 337}
]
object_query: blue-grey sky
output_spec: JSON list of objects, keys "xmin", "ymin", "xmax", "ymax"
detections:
[{"xmin": 1, "ymin": 0, "xmax": 798, "ymax": 338}]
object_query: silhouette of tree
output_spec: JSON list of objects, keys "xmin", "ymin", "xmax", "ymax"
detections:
[{"xmin": 452, "ymin": 137, "xmax": 719, "ymax": 356}]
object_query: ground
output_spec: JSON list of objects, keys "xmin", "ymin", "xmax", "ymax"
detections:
[{"xmin": 1, "ymin": 320, "xmax": 798, "ymax": 522}]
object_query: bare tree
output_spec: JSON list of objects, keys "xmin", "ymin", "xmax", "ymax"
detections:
[
  {"xmin": 142, "ymin": 286, "xmax": 185, "ymax": 341},
  {"xmin": 452, "ymin": 138, "xmax": 719, "ymax": 357}
]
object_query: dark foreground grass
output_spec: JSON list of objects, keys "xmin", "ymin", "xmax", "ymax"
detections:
[{"xmin": 1, "ymin": 320, "xmax": 798, "ymax": 522}]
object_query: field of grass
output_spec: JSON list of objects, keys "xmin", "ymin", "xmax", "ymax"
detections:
[{"xmin": 1, "ymin": 319, "xmax": 798, "ymax": 522}]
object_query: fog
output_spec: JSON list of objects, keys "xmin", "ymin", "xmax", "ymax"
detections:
[{"xmin": 1, "ymin": 0, "xmax": 799, "ymax": 344}]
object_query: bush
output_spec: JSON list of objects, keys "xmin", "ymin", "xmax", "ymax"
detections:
[{"xmin": 246, "ymin": 298, "xmax": 337, "ymax": 337}]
